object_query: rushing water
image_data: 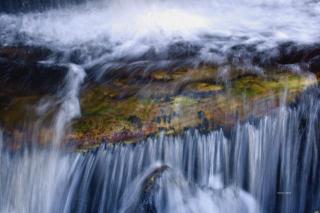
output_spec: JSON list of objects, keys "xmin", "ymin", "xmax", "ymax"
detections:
[
  {"xmin": 1, "ymin": 0, "xmax": 320, "ymax": 75},
  {"xmin": 36, "ymin": 63, "xmax": 86, "ymax": 145},
  {"xmin": 1, "ymin": 88, "xmax": 320, "ymax": 213},
  {"xmin": 1, "ymin": 1, "xmax": 320, "ymax": 213}
]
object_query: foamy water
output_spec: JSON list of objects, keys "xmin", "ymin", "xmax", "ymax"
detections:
[{"xmin": 1, "ymin": 0, "xmax": 320, "ymax": 67}]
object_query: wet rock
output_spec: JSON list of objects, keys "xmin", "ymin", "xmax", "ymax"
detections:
[
  {"xmin": 140, "ymin": 165, "xmax": 169, "ymax": 212},
  {"xmin": 275, "ymin": 42, "xmax": 306, "ymax": 65},
  {"xmin": 0, "ymin": 46, "xmax": 68, "ymax": 95},
  {"xmin": 150, "ymin": 70, "xmax": 172, "ymax": 81},
  {"xmin": 0, "ymin": 62, "xmax": 67, "ymax": 95},
  {"xmin": 67, "ymin": 66, "xmax": 317, "ymax": 149},
  {"xmin": 182, "ymin": 81, "xmax": 223, "ymax": 97},
  {"xmin": 309, "ymin": 56, "xmax": 320, "ymax": 77},
  {"xmin": 0, "ymin": 0, "xmax": 90, "ymax": 13},
  {"xmin": 167, "ymin": 41, "xmax": 201, "ymax": 59},
  {"xmin": 128, "ymin": 116, "xmax": 143, "ymax": 129},
  {"xmin": 274, "ymin": 43, "xmax": 320, "ymax": 76},
  {"xmin": 110, "ymin": 130, "xmax": 144, "ymax": 143},
  {"xmin": 0, "ymin": 46, "xmax": 51, "ymax": 62},
  {"xmin": 0, "ymin": 46, "xmax": 318, "ymax": 150},
  {"xmin": 143, "ymin": 165, "xmax": 169, "ymax": 193}
]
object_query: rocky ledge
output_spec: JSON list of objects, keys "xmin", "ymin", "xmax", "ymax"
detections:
[
  {"xmin": 0, "ymin": 46, "xmax": 319, "ymax": 150},
  {"xmin": 70, "ymin": 67, "xmax": 317, "ymax": 150}
]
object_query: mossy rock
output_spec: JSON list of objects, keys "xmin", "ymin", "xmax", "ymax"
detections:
[
  {"xmin": 0, "ymin": 64, "xmax": 317, "ymax": 149},
  {"xmin": 69, "ymin": 67, "xmax": 317, "ymax": 149}
]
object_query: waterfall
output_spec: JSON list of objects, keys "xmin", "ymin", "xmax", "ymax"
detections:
[
  {"xmin": 52, "ymin": 64, "xmax": 86, "ymax": 145},
  {"xmin": 1, "ymin": 88, "xmax": 319, "ymax": 213},
  {"xmin": 0, "ymin": 63, "xmax": 86, "ymax": 212},
  {"xmin": 1, "ymin": 0, "xmax": 320, "ymax": 212},
  {"xmin": 35, "ymin": 63, "xmax": 86, "ymax": 146}
]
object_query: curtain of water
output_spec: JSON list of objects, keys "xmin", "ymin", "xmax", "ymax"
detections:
[
  {"xmin": 0, "ymin": 62, "xmax": 86, "ymax": 213},
  {"xmin": 0, "ymin": 88, "xmax": 319, "ymax": 213},
  {"xmin": 1, "ymin": 0, "xmax": 319, "ymax": 212}
]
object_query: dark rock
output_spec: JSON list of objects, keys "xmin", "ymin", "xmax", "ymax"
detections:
[
  {"xmin": 128, "ymin": 115, "xmax": 143, "ymax": 129},
  {"xmin": 309, "ymin": 55, "xmax": 320, "ymax": 74},
  {"xmin": 0, "ymin": 95, "xmax": 12, "ymax": 107},
  {"xmin": 140, "ymin": 165, "xmax": 169, "ymax": 212},
  {"xmin": 110, "ymin": 130, "xmax": 144, "ymax": 143},
  {"xmin": 0, "ymin": 60, "xmax": 68, "ymax": 95},
  {"xmin": 198, "ymin": 111, "xmax": 205, "ymax": 119},
  {"xmin": 275, "ymin": 42, "xmax": 305, "ymax": 65},
  {"xmin": 0, "ymin": 46, "xmax": 51, "ymax": 62},
  {"xmin": 0, "ymin": 46, "xmax": 68, "ymax": 95},
  {"xmin": 0, "ymin": 0, "xmax": 90, "ymax": 13},
  {"xmin": 143, "ymin": 165, "xmax": 169, "ymax": 193},
  {"xmin": 167, "ymin": 41, "xmax": 201, "ymax": 59},
  {"xmin": 155, "ymin": 116, "xmax": 161, "ymax": 124},
  {"xmin": 200, "ymin": 117, "xmax": 210, "ymax": 131}
]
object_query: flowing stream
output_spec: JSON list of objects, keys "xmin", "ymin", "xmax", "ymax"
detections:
[
  {"xmin": 1, "ymin": 88, "xmax": 320, "ymax": 213},
  {"xmin": 1, "ymin": 0, "xmax": 320, "ymax": 74},
  {"xmin": 1, "ymin": 0, "xmax": 320, "ymax": 213}
]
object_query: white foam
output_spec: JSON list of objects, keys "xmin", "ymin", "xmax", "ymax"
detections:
[{"xmin": 0, "ymin": 0, "xmax": 320, "ymax": 63}]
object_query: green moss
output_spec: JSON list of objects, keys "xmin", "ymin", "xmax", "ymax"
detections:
[
  {"xmin": 73, "ymin": 85, "xmax": 159, "ymax": 142},
  {"xmin": 1, "ymin": 66, "xmax": 316, "ymax": 150},
  {"xmin": 71, "ymin": 70, "xmax": 317, "ymax": 148},
  {"xmin": 230, "ymin": 74, "xmax": 314, "ymax": 98},
  {"xmin": 151, "ymin": 70, "xmax": 173, "ymax": 81},
  {"xmin": 171, "ymin": 96, "xmax": 198, "ymax": 106},
  {"xmin": 186, "ymin": 82, "xmax": 223, "ymax": 93}
]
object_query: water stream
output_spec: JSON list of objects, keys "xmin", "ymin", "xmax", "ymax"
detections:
[
  {"xmin": 1, "ymin": 88, "xmax": 320, "ymax": 213},
  {"xmin": 1, "ymin": 0, "xmax": 320, "ymax": 73},
  {"xmin": 1, "ymin": 0, "xmax": 320, "ymax": 212}
]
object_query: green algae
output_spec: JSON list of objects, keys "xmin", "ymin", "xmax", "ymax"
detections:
[{"xmin": 0, "ymin": 66, "xmax": 317, "ymax": 149}]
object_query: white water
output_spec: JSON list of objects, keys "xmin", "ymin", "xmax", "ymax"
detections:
[
  {"xmin": 0, "ymin": 62, "xmax": 86, "ymax": 212},
  {"xmin": 35, "ymin": 63, "xmax": 85, "ymax": 145},
  {"xmin": 1, "ymin": 0, "xmax": 320, "ymax": 67},
  {"xmin": 52, "ymin": 64, "xmax": 86, "ymax": 145},
  {"xmin": 1, "ymin": 1, "xmax": 320, "ymax": 213},
  {"xmin": 0, "ymin": 88, "xmax": 319, "ymax": 213},
  {"xmin": 0, "ymin": 63, "xmax": 85, "ymax": 212}
]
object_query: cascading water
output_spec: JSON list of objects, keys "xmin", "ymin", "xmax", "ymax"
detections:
[
  {"xmin": 1, "ymin": 0, "xmax": 320, "ymax": 213},
  {"xmin": 1, "ymin": 0, "xmax": 320, "ymax": 74},
  {"xmin": 39, "ymin": 63, "xmax": 86, "ymax": 145},
  {"xmin": 1, "ymin": 88, "xmax": 319, "ymax": 213}
]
